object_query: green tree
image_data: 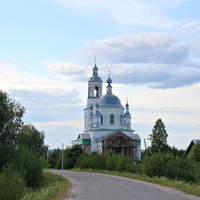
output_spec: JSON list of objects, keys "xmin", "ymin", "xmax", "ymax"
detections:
[
  {"xmin": 48, "ymin": 148, "xmax": 61, "ymax": 168},
  {"xmin": 65, "ymin": 145, "xmax": 83, "ymax": 169},
  {"xmin": 49, "ymin": 148, "xmax": 61, "ymax": 160},
  {"xmin": 148, "ymin": 119, "xmax": 168, "ymax": 152},
  {"xmin": 0, "ymin": 90, "xmax": 25, "ymax": 169},
  {"xmin": 17, "ymin": 124, "xmax": 48, "ymax": 156},
  {"xmin": 16, "ymin": 124, "xmax": 48, "ymax": 186},
  {"xmin": 190, "ymin": 141, "xmax": 200, "ymax": 162},
  {"xmin": 57, "ymin": 145, "xmax": 83, "ymax": 169},
  {"xmin": 168, "ymin": 146, "xmax": 185, "ymax": 158}
]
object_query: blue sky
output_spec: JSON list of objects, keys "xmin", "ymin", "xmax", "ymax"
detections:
[{"xmin": 1, "ymin": 0, "xmax": 200, "ymax": 150}]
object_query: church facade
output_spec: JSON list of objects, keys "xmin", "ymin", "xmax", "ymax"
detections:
[{"xmin": 72, "ymin": 64, "xmax": 141, "ymax": 160}]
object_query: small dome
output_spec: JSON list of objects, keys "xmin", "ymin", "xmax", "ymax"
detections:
[
  {"xmin": 124, "ymin": 112, "xmax": 131, "ymax": 118},
  {"xmin": 89, "ymin": 63, "xmax": 102, "ymax": 82},
  {"xmin": 89, "ymin": 75, "xmax": 102, "ymax": 82},
  {"xmin": 95, "ymin": 111, "xmax": 101, "ymax": 118},
  {"xmin": 107, "ymin": 76, "xmax": 112, "ymax": 84},
  {"xmin": 93, "ymin": 64, "xmax": 98, "ymax": 71},
  {"xmin": 98, "ymin": 93, "xmax": 123, "ymax": 108}
]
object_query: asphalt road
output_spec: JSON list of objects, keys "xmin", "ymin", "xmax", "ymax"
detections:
[{"xmin": 50, "ymin": 170, "xmax": 199, "ymax": 200}]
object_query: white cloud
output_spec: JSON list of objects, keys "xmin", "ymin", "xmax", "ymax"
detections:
[
  {"xmin": 190, "ymin": 34, "xmax": 200, "ymax": 58},
  {"xmin": 77, "ymin": 33, "xmax": 189, "ymax": 64},
  {"xmin": 0, "ymin": 62, "xmax": 68, "ymax": 90},
  {"xmin": 52, "ymin": 0, "xmax": 181, "ymax": 28},
  {"xmin": 182, "ymin": 21, "xmax": 199, "ymax": 29},
  {"xmin": 45, "ymin": 61, "xmax": 92, "ymax": 82},
  {"xmin": 113, "ymin": 83, "xmax": 200, "ymax": 132},
  {"xmin": 0, "ymin": 61, "xmax": 86, "ymax": 127},
  {"xmin": 44, "ymin": 60, "xmax": 200, "ymax": 89},
  {"xmin": 43, "ymin": 32, "xmax": 200, "ymax": 89},
  {"xmin": 9, "ymin": 87, "xmax": 81, "ymax": 106},
  {"xmin": 33, "ymin": 119, "xmax": 84, "ymax": 129}
]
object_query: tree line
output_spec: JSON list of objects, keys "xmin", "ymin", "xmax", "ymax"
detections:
[{"xmin": 48, "ymin": 118, "xmax": 200, "ymax": 184}]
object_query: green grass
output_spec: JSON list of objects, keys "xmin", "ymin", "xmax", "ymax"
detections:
[
  {"xmin": 72, "ymin": 168, "xmax": 200, "ymax": 197},
  {"xmin": 21, "ymin": 171, "xmax": 71, "ymax": 200}
]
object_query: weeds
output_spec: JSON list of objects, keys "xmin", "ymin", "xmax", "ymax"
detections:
[{"xmin": 21, "ymin": 171, "xmax": 70, "ymax": 200}]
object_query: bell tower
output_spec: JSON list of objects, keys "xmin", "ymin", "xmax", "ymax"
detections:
[
  {"xmin": 85, "ymin": 61, "xmax": 103, "ymax": 131},
  {"xmin": 87, "ymin": 61, "xmax": 102, "ymax": 106}
]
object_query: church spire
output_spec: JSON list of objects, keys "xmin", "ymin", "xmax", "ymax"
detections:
[
  {"xmin": 124, "ymin": 97, "xmax": 131, "ymax": 118},
  {"xmin": 106, "ymin": 70, "xmax": 112, "ymax": 94},
  {"xmin": 125, "ymin": 97, "xmax": 129, "ymax": 110},
  {"xmin": 93, "ymin": 58, "xmax": 98, "ymax": 76}
]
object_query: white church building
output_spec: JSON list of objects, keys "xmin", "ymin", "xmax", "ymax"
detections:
[{"xmin": 72, "ymin": 63, "xmax": 141, "ymax": 160}]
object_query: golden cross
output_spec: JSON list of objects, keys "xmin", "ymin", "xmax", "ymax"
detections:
[
  {"xmin": 108, "ymin": 70, "xmax": 110, "ymax": 77},
  {"xmin": 94, "ymin": 57, "xmax": 97, "ymax": 64}
]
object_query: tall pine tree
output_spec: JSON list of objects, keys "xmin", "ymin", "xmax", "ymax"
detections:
[{"xmin": 149, "ymin": 119, "xmax": 168, "ymax": 152}]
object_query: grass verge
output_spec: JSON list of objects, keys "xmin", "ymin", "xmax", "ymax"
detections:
[
  {"xmin": 21, "ymin": 171, "xmax": 71, "ymax": 200},
  {"xmin": 72, "ymin": 168, "xmax": 200, "ymax": 197}
]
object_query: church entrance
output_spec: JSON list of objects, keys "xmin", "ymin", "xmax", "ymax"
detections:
[{"xmin": 101, "ymin": 131, "xmax": 137, "ymax": 158}]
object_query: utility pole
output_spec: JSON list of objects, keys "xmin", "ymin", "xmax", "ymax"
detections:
[{"xmin": 62, "ymin": 143, "xmax": 64, "ymax": 170}]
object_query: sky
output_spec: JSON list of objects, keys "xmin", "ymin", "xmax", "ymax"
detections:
[{"xmin": 1, "ymin": 0, "xmax": 200, "ymax": 150}]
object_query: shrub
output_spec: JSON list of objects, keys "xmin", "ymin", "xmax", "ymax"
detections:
[
  {"xmin": 116, "ymin": 153, "xmax": 131, "ymax": 172},
  {"xmin": 142, "ymin": 152, "xmax": 200, "ymax": 184},
  {"xmin": 0, "ymin": 164, "xmax": 26, "ymax": 200},
  {"xmin": 14, "ymin": 147, "xmax": 43, "ymax": 187},
  {"xmin": 143, "ymin": 152, "xmax": 173, "ymax": 177},
  {"xmin": 126, "ymin": 162, "xmax": 141, "ymax": 174},
  {"xmin": 90, "ymin": 152, "xmax": 105, "ymax": 170},
  {"xmin": 78, "ymin": 153, "xmax": 91, "ymax": 169}
]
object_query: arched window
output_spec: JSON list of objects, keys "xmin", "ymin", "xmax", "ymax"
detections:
[
  {"xmin": 110, "ymin": 114, "xmax": 114, "ymax": 125},
  {"xmin": 94, "ymin": 86, "xmax": 99, "ymax": 97},
  {"xmin": 120, "ymin": 115, "xmax": 123, "ymax": 126},
  {"xmin": 101, "ymin": 114, "xmax": 103, "ymax": 125}
]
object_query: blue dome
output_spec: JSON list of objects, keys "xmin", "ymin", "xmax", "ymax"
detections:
[
  {"xmin": 98, "ymin": 93, "xmax": 123, "ymax": 108},
  {"xmin": 89, "ymin": 75, "xmax": 102, "ymax": 82},
  {"xmin": 124, "ymin": 112, "xmax": 131, "ymax": 118},
  {"xmin": 107, "ymin": 77, "xmax": 112, "ymax": 84},
  {"xmin": 95, "ymin": 111, "xmax": 101, "ymax": 117},
  {"xmin": 93, "ymin": 64, "xmax": 98, "ymax": 71}
]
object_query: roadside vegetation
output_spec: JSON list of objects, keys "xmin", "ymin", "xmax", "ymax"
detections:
[
  {"xmin": 21, "ymin": 171, "xmax": 70, "ymax": 200},
  {"xmin": 0, "ymin": 90, "xmax": 69, "ymax": 200},
  {"xmin": 48, "ymin": 119, "xmax": 200, "ymax": 197}
]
